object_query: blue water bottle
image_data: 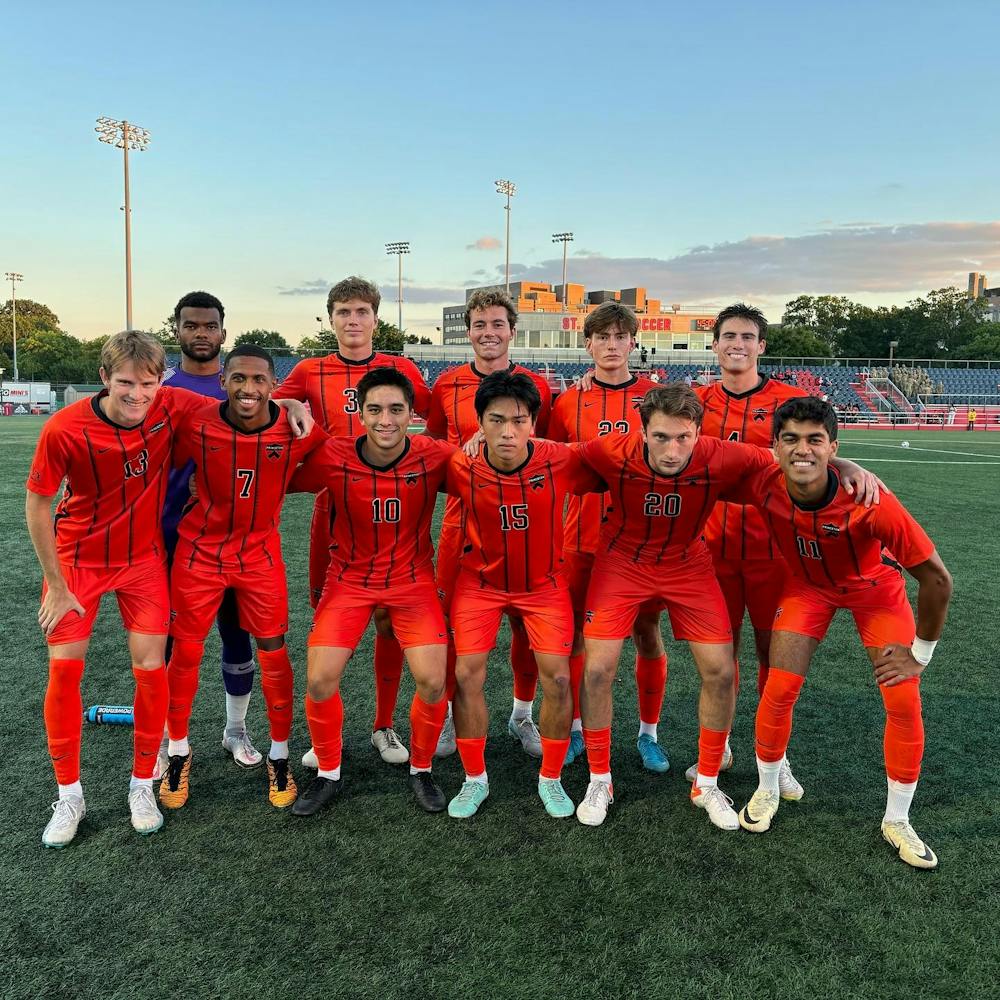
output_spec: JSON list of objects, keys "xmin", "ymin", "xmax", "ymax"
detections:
[{"xmin": 84, "ymin": 704, "xmax": 135, "ymax": 725}]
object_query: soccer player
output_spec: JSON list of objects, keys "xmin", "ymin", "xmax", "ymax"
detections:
[
  {"xmin": 159, "ymin": 290, "xmax": 261, "ymax": 772},
  {"xmin": 158, "ymin": 345, "xmax": 327, "ymax": 812},
  {"xmin": 549, "ymin": 301, "xmax": 667, "ymax": 772},
  {"xmin": 26, "ymin": 331, "xmax": 234, "ymax": 846},
  {"xmin": 732, "ymin": 397, "xmax": 951, "ymax": 869},
  {"xmin": 284, "ymin": 369, "xmax": 454, "ymax": 817},
  {"xmin": 445, "ymin": 372, "xmax": 602, "ymax": 820},
  {"xmin": 425, "ymin": 289, "xmax": 552, "ymax": 759},
  {"xmin": 685, "ymin": 303, "xmax": 809, "ymax": 793},
  {"xmin": 274, "ymin": 276, "xmax": 432, "ymax": 768}
]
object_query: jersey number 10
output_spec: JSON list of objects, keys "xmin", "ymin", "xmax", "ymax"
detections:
[{"xmin": 372, "ymin": 497, "xmax": 401, "ymax": 523}]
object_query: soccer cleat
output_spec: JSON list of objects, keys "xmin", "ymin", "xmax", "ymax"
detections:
[
  {"xmin": 158, "ymin": 753, "xmax": 192, "ymax": 809},
  {"xmin": 538, "ymin": 777, "xmax": 575, "ymax": 818},
  {"xmin": 690, "ymin": 783, "xmax": 739, "ymax": 831},
  {"xmin": 684, "ymin": 741, "xmax": 734, "ymax": 783},
  {"xmin": 563, "ymin": 729, "xmax": 586, "ymax": 765},
  {"xmin": 637, "ymin": 734, "xmax": 670, "ymax": 774},
  {"xmin": 447, "ymin": 780, "xmax": 489, "ymax": 819},
  {"xmin": 153, "ymin": 732, "xmax": 169, "ymax": 782},
  {"xmin": 290, "ymin": 775, "xmax": 343, "ymax": 817},
  {"xmin": 507, "ymin": 716, "xmax": 543, "ymax": 758},
  {"xmin": 128, "ymin": 785, "xmax": 164, "ymax": 836},
  {"xmin": 42, "ymin": 795, "xmax": 86, "ymax": 849},
  {"xmin": 409, "ymin": 772, "xmax": 447, "ymax": 813},
  {"xmin": 267, "ymin": 757, "xmax": 298, "ymax": 808},
  {"xmin": 434, "ymin": 713, "xmax": 457, "ymax": 758},
  {"xmin": 739, "ymin": 788, "xmax": 781, "ymax": 833},
  {"xmin": 576, "ymin": 779, "xmax": 614, "ymax": 826},
  {"xmin": 779, "ymin": 756, "xmax": 804, "ymax": 801},
  {"xmin": 372, "ymin": 727, "xmax": 410, "ymax": 765},
  {"xmin": 881, "ymin": 820, "xmax": 938, "ymax": 870},
  {"xmin": 222, "ymin": 727, "xmax": 263, "ymax": 769},
  {"xmin": 301, "ymin": 746, "xmax": 318, "ymax": 769}
]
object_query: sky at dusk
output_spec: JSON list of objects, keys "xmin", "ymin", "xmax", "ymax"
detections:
[{"xmin": 4, "ymin": 0, "xmax": 1000, "ymax": 343}]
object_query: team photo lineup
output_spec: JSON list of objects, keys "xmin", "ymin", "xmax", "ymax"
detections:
[{"xmin": 27, "ymin": 275, "xmax": 955, "ymax": 870}]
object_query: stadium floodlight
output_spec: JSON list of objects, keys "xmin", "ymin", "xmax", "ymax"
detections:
[
  {"xmin": 888, "ymin": 339, "xmax": 899, "ymax": 371},
  {"xmin": 495, "ymin": 179, "xmax": 516, "ymax": 293},
  {"xmin": 4, "ymin": 271, "xmax": 23, "ymax": 380},
  {"xmin": 385, "ymin": 242, "xmax": 410, "ymax": 336},
  {"xmin": 95, "ymin": 117, "xmax": 151, "ymax": 329},
  {"xmin": 552, "ymin": 233, "xmax": 574, "ymax": 310}
]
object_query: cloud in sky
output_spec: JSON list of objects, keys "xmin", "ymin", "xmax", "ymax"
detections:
[
  {"xmin": 278, "ymin": 278, "xmax": 329, "ymax": 297},
  {"xmin": 467, "ymin": 236, "xmax": 502, "ymax": 251},
  {"xmin": 378, "ymin": 283, "xmax": 464, "ymax": 304}
]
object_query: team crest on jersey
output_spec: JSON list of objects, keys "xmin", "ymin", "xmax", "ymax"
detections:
[
  {"xmin": 528, "ymin": 474, "xmax": 546, "ymax": 490},
  {"xmin": 685, "ymin": 477, "xmax": 702, "ymax": 486},
  {"xmin": 266, "ymin": 443, "xmax": 284, "ymax": 460},
  {"xmin": 752, "ymin": 408, "xmax": 768, "ymax": 422},
  {"xmin": 404, "ymin": 472, "xmax": 420, "ymax": 487},
  {"xmin": 774, "ymin": 606, "xmax": 783, "ymax": 619},
  {"xmin": 149, "ymin": 420, "xmax": 165, "ymax": 433},
  {"xmin": 821, "ymin": 523, "xmax": 841, "ymax": 536},
  {"xmin": 585, "ymin": 609, "xmax": 595, "ymax": 623},
  {"xmin": 631, "ymin": 397, "xmax": 644, "ymax": 408}
]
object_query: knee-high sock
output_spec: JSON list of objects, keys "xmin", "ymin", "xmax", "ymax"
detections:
[
  {"xmin": 373, "ymin": 634, "xmax": 405, "ymax": 731},
  {"xmin": 133, "ymin": 665, "xmax": 168, "ymax": 779},
  {"xmin": 755, "ymin": 667, "xmax": 805, "ymax": 763},
  {"xmin": 44, "ymin": 658, "xmax": 85, "ymax": 785},
  {"xmin": 539, "ymin": 737, "xmax": 570, "ymax": 780},
  {"xmin": 409, "ymin": 694, "xmax": 448, "ymax": 770},
  {"xmin": 257, "ymin": 646, "xmax": 294, "ymax": 743},
  {"xmin": 305, "ymin": 692, "xmax": 344, "ymax": 772},
  {"xmin": 583, "ymin": 726, "xmax": 612, "ymax": 778},
  {"xmin": 696, "ymin": 726, "xmax": 729, "ymax": 781},
  {"xmin": 569, "ymin": 653, "xmax": 584, "ymax": 721},
  {"xmin": 166, "ymin": 639, "xmax": 204, "ymax": 741},
  {"xmin": 510, "ymin": 625, "xmax": 538, "ymax": 702},
  {"xmin": 635, "ymin": 654, "xmax": 667, "ymax": 725},
  {"xmin": 456, "ymin": 737, "xmax": 487, "ymax": 779},
  {"xmin": 881, "ymin": 677, "xmax": 924, "ymax": 783}
]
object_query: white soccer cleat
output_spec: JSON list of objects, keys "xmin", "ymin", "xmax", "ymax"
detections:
[
  {"xmin": 222, "ymin": 727, "xmax": 263, "ymax": 769},
  {"xmin": 684, "ymin": 740, "xmax": 735, "ymax": 783},
  {"xmin": 301, "ymin": 746, "xmax": 318, "ymax": 769},
  {"xmin": 371, "ymin": 727, "xmax": 409, "ymax": 765},
  {"xmin": 690, "ymin": 783, "xmax": 739, "ymax": 831},
  {"xmin": 507, "ymin": 716, "xmax": 543, "ymax": 758},
  {"xmin": 739, "ymin": 788, "xmax": 780, "ymax": 833},
  {"xmin": 881, "ymin": 820, "xmax": 938, "ymax": 870},
  {"xmin": 42, "ymin": 795, "xmax": 86, "ymax": 849},
  {"xmin": 128, "ymin": 785, "xmax": 164, "ymax": 836},
  {"xmin": 778, "ymin": 756, "xmax": 804, "ymax": 801},
  {"xmin": 153, "ymin": 732, "xmax": 169, "ymax": 782},
  {"xmin": 435, "ymin": 713, "xmax": 457, "ymax": 758},
  {"xmin": 576, "ymin": 779, "xmax": 614, "ymax": 826}
]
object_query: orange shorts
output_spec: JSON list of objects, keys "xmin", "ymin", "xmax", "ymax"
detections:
[
  {"xmin": 772, "ymin": 572, "xmax": 916, "ymax": 648},
  {"xmin": 309, "ymin": 577, "xmax": 447, "ymax": 650},
  {"xmin": 434, "ymin": 517, "xmax": 465, "ymax": 612},
  {"xmin": 712, "ymin": 556, "xmax": 788, "ymax": 634},
  {"xmin": 450, "ymin": 573, "xmax": 574, "ymax": 656},
  {"xmin": 43, "ymin": 557, "xmax": 170, "ymax": 645},
  {"xmin": 170, "ymin": 559, "xmax": 289, "ymax": 641},
  {"xmin": 564, "ymin": 549, "xmax": 659, "ymax": 630},
  {"xmin": 308, "ymin": 490, "xmax": 333, "ymax": 609},
  {"xmin": 584, "ymin": 544, "xmax": 733, "ymax": 644}
]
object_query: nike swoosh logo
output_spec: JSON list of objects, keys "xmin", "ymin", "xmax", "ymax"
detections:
[
  {"xmin": 98, "ymin": 447, "xmax": 111, "ymax": 454},
  {"xmin": 351, "ymin": 476, "xmax": 364, "ymax": 482},
  {"xmin": 583, "ymin": 403, "xmax": 595, "ymax": 408},
  {"xmin": 210, "ymin": 446, "xmax": 223, "ymax": 452}
]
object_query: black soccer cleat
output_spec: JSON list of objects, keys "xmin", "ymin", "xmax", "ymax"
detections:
[
  {"xmin": 290, "ymin": 775, "xmax": 343, "ymax": 817},
  {"xmin": 409, "ymin": 772, "xmax": 447, "ymax": 813}
]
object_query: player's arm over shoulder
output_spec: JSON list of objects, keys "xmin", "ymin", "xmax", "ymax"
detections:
[
  {"xmin": 288, "ymin": 436, "xmax": 339, "ymax": 493},
  {"xmin": 564, "ymin": 442, "xmax": 606, "ymax": 494}
]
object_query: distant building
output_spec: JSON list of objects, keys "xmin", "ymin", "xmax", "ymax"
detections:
[
  {"xmin": 969, "ymin": 272, "xmax": 987, "ymax": 298},
  {"xmin": 443, "ymin": 282, "xmax": 718, "ymax": 351}
]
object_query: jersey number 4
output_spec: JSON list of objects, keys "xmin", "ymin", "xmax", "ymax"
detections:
[{"xmin": 499, "ymin": 503, "xmax": 529, "ymax": 531}]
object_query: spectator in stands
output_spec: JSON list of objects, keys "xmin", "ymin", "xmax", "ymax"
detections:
[
  {"xmin": 967, "ymin": 408, "xmax": 977, "ymax": 431},
  {"xmin": 683, "ymin": 373, "xmax": 692, "ymax": 388},
  {"xmin": 947, "ymin": 404, "xmax": 957, "ymax": 425}
]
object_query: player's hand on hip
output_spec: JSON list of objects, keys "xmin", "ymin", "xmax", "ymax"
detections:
[
  {"xmin": 276, "ymin": 398, "xmax": 314, "ymax": 437},
  {"xmin": 462, "ymin": 430, "xmax": 485, "ymax": 457},
  {"xmin": 872, "ymin": 645, "xmax": 924, "ymax": 686},
  {"xmin": 39, "ymin": 585, "xmax": 85, "ymax": 636}
]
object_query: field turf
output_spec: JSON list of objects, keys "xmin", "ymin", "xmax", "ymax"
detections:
[{"xmin": 2, "ymin": 418, "xmax": 999, "ymax": 1000}]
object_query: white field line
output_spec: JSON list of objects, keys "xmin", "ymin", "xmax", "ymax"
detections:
[
  {"xmin": 837, "ymin": 457, "xmax": 1000, "ymax": 465},
  {"xmin": 838, "ymin": 441, "xmax": 1000, "ymax": 459}
]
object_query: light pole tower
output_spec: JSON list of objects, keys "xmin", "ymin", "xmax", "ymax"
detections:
[
  {"xmin": 552, "ymin": 233, "xmax": 574, "ymax": 309},
  {"xmin": 495, "ymin": 179, "xmax": 516, "ymax": 293},
  {"xmin": 4, "ymin": 272, "xmax": 22, "ymax": 381},
  {"xmin": 385, "ymin": 242, "xmax": 410, "ymax": 335},
  {"xmin": 95, "ymin": 117, "xmax": 151, "ymax": 330}
]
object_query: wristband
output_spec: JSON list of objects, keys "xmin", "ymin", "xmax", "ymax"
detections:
[{"xmin": 911, "ymin": 637, "xmax": 937, "ymax": 666}]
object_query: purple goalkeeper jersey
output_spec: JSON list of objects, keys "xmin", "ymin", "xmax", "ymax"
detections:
[{"xmin": 160, "ymin": 364, "xmax": 226, "ymax": 539}]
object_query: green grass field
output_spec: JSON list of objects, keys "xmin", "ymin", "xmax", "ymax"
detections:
[{"xmin": 2, "ymin": 417, "xmax": 999, "ymax": 1000}]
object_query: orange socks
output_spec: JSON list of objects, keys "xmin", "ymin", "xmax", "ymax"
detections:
[
  {"xmin": 305, "ymin": 691, "xmax": 344, "ymax": 772},
  {"xmin": 635, "ymin": 654, "xmax": 667, "ymax": 725},
  {"xmin": 696, "ymin": 726, "xmax": 729, "ymax": 780},
  {"xmin": 510, "ymin": 624, "xmax": 538, "ymax": 702},
  {"xmin": 257, "ymin": 646, "xmax": 294, "ymax": 743},
  {"xmin": 409, "ymin": 694, "xmax": 448, "ymax": 770},
  {"xmin": 44, "ymin": 658, "xmax": 85, "ymax": 785},
  {"xmin": 881, "ymin": 677, "xmax": 924, "ymax": 783},
  {"xmin": 456, "ymin": 736, "xmax": 487, "ymax": 778},
  {"xmin": 373, "ymin": 634, "xmax": 405, "ymax": 731},
  {"xmin": 755, "ymin": 667, "xmax": 805, "ymax": 763},
  {"xmin": 539, "ymin": 736, "xmax": 570, "ymax": 780},
  {"xmin": 166, "ymin": 639, "xmax": 204, "ymax": 740},
  {"xmin": 583, "ymin": 726, "xmax": 612, "ymax": 777},
  {"xmin": 132, "ymin": 664, "xmax": 168, "ymax": 780}
]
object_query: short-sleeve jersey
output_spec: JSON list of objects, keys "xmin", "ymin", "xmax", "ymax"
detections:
[
  {"xmin": 289, "ymin": 435, "xmax": 455, "ymax": 588},
  {"xmin": 273, "ymin": 352, "xmax": 431, "ymax": 434},
  {"xmin": 173, "ymin": 402, "xmax": 327, "ymax": 571},
  {"xmin": 733, "ymin": 466, "xmax": 935, "ymax": 593},
  {"xmin": 576, "ymin": 433, "xmax": 774, "ymax": 565},
  {"xmin": 696, "ymin": 376, "xmax": 807, "ymax": 561},
  {"xmin": 445, "ymin": 440, "xmax": 602, "ymax": 593},
  {"xmin": 26, "ymin": 387, "xmax": 208, "ymax": 569},
  {"xmin": 549, "ymin": 375, "xmax": 657, "ymax": 555}
]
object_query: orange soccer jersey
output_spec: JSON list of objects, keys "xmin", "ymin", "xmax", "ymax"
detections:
[
  {"xmin": 26, "ymin": 386, "xmax": 208, "ymax": 569},
  {"xmin": 549, "ymin": 375, "xmax": 657, "ymax": 555},
  {"xmin": 576, "ymin": 433, "xmax": 774, "ymax": 565},
  {"xmin": 696, "ymin": 376, "xmax": 807, "ymax": 561}
]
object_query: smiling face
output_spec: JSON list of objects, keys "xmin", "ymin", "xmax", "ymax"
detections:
[
  {"xmin": 178, "ymin": 306, "xmax": 225, "ymax": 364},
  {"xmin": 331, "ymin": 297, "xmax": 377, "ymax": 354},
  {"xmin": 774, "ymin": 419, "xmax": 839, "ymax": 495},
  {"xmin": 468, "ymin": 305, "xmax": 515, "ymax": 364},
  {"xmin": 642, "ymin": 412, "xmax": 699, "ymax": 476},
  {"xmin": 99, "ymin": 361, "xmax": 162, "ymax": 426},
  {"xmin": 361, "ymin": 385, "xmax": 411, "ymax": 456},
  {"xmin": 713, "ymin": 316, "xmax": 765, "ymax": 376},
  {"xmin": 479, "ymin": 395, "xmax": 534, "ymax": 466},
  {"xmin": 222, "ymin": 355, "xmax": 275, "ymax": 425}
]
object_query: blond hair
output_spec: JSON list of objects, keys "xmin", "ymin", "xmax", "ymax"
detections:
[{"xmin": 100, "ymin": 329, "xmax": 166, "ymax": 377}]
